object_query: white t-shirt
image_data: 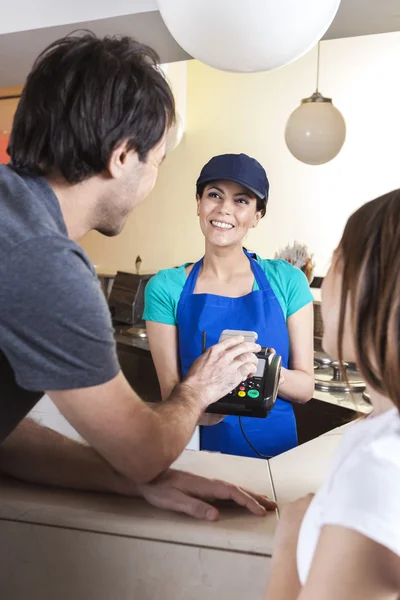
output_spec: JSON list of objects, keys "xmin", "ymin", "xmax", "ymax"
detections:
[{"xmin": 297, "ymin": 406, "xmax": 400, "ymax": 585}]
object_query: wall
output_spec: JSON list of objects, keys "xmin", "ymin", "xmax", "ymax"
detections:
[
  {"xmin": 0, "ymin": 86, "xmax": 21, "ymax": 162},
  {"xmin": 44, "ymin": 33, "xmax": 400, "ymax": 274}
]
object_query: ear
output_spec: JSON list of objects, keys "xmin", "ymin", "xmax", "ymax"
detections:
[
  {"xmin": 196, "ymin": 194, "xmax": 201, "ymax": 216},
  {"xmin": 107, "ymin": 140, "xmax": 135, "ymax": 180},
  {"xmin": 252, "ymin": 211, "xmax": 263, "ymax": 228}
]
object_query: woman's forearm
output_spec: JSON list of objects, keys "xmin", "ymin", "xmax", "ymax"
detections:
[
  {"xmin": 265, "ymin": 549, "xmax": 301, "ymax": 599},
  {"xmin": 278, "ymin": 368, "xmax": 314, "ymax": 404}
]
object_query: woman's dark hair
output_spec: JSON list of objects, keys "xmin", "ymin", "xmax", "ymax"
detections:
[
  {"xmin": 8, "ymin": 32, "xmax": 175, "ymax": 184},
  {"xmin": 196, "ymin": 181, "xmax": 267, "ymax": 217},
  {"xmin": 336, "ymin": 189, "xmax": 400, "ymax": 407}
]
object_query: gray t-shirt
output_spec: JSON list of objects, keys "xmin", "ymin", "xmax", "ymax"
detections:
[{"xmin": 0, "ymin": 165, "xmax": 120, "ymax": 442}]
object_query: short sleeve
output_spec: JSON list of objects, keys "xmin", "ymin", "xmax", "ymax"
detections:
[
  {"xmin": 0, "ymin": 237, "xmax": 120, "ymax": 391},
  {"xmin": 280, "ymin": 260, "xmax": 314, "ymax": 317},
  {"xmin": 143, "ymin": 270, "xmax": 177, "ymax": 325},
  {"xmin": 257, "ymin": 258, "xmax": 313, "ymax": 319},
  {"xmin": 322, "ymin": 453, "xmax": 400, "ymax": 557}
]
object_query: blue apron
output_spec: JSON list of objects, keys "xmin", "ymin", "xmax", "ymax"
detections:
[{"xmin": 176, "ymin": 250, "xmax": 297, "ymax": 458}]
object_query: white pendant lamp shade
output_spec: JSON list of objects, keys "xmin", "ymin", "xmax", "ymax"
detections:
[
  {"xmin": 285, "ymin": 92, "xmax": 346, "ymax": 165},
  {"xmin": 156, "ymin": 0, "xmax": 341, "ymax": 73}
]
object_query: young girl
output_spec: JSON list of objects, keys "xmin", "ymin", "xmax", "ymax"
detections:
[{"xmin": 265, "ymin": 189, "xmax": 400, "ymax": 599}]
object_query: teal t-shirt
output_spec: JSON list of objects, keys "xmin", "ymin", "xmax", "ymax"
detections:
[{"xmin": 143, "ymin": 257, "xmax": 313, "ymax": 325}]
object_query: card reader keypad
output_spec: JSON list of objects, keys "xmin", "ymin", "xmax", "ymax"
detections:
[{"xmin": 228, "ymin": 379, "xmax": 261, "ymax": 399}]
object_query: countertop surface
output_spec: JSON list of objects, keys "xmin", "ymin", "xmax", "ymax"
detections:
[
  {"xmin": 269, "ymin": 424, "xmax": 348, "ymax": 506},
  {"xmin": 312, "ymin": 388, "xmax": 371, "ymax": 414},
  {"xmin": 0, "ymin": 429, "xmax": 346, "ymax": 556},
  {"xmin": 312, "ymin": 289, "xmax": 322, "ymax": 303},
  {"xmin": 114, "ymin": 328, "xmax": 150, "ymax": 352},
  {"xmin": 0, "ymin": 451, "xmax": 275, "ymax": 556}
]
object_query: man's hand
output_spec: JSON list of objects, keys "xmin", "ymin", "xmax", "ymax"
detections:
[
  {"xmin": 183, "ymin": 335, "xmax": 261, "ymax": 410},
  {"xmin": 116, "ymin": 468, "xmax": 277, "ymax": 520},
  {"xmin": 137, "ymin": 469, "xmax": 277, "ymax": 520}
]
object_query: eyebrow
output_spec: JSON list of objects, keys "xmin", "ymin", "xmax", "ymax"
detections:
[
  {"xmin": 207, "ymin": 185, "xmax": 225, "ymax": 194},
  {"xmin": 207, "ymin": 184, "xmax": 253, "ymax": 198}
]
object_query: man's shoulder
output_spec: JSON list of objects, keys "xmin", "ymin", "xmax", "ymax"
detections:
[
  {"xmin": 0, "ymin": 235, "xmax": 97, "ymax": 316},
  {"xmin": 2, "ymin": 234, "xmax": 93, "ymax": 274},
  {"xmin": 0, "ymin": 165, "xmax": 68, "ymax": 258}
]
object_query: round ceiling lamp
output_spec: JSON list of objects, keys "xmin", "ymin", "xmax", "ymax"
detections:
[
  {"xmin": 285, "ymin": 43, "xmax": 346, "ymax": 165},
  {"xmin": 156, "ymin": 0, "xmax": 342, "ymax": 73}
]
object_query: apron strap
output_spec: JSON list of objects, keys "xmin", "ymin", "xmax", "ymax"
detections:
[
  {"xmin": 243, "ymin": 249, "xmax": 270, "ymax": 292},
  {"xmin": 181, "ymin": 249, "xmax": 274, "ymax": 296},
  {"xmin": 181, "ymin": 258, "xmax": 203, "ymax": 296}
]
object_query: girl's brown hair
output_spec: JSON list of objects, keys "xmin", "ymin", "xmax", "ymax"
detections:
[{"xmin": 336, "ymin": 189, "xmax": 400, "ymax": 406}]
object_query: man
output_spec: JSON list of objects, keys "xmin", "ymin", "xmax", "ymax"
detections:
[{"xmin": 0, "ymin": 33, "xmax": 276, "ymax": 520}]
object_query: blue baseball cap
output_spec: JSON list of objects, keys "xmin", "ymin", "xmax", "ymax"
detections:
[{"xmin": 196, "ymin": 153, "xmax": 269, "ymax": 202}]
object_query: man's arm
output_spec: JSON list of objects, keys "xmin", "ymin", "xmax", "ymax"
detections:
[
  {"xmin": 48, "ymin": 372, "xmax": 200, "ymax": 484},
  {"xmin": 0, "ymin": 418, "xmax": 277, "ymax": 520},
  {"xmin": 146, "ymin": 320, "xmax": 224, "ymax": 426},
  {"xmin": 48, "ymin": 336, "xmax": 260, "ymax": 484},
  {"xmin": 0, "ymin": 418, "xmax": 126, "ymax": 493}
]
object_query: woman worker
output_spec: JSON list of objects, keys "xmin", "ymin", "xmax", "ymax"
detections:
[{"xmin": 144, "ymin": 153, "xmax": 314, "ymax": 458}]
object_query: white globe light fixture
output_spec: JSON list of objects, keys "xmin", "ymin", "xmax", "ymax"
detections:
[
  {"xmin": 285, "ymin": 43, "xmax": 346, "ymax": 165},
  {"xmin": 156, "ymin": 0, "xmax": 341, "ymax": 73}
]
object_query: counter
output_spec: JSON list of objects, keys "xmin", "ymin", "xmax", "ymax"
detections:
[
  {"xmin": 311, "ymin": 288, "xmax": 322, "ymax": 303},
  {"xmin": 0, "ymin": 428, "xmax": 346, "ymax": 600},
  {"xmin": 313, "ymin": 388, "xmax": 371, "ymax": 415},
  {"xmin": 115, "ymin": 328, "xmax": 161, "ymax": 403},
  {"xmin": 114, "ymin": 327, "xmax": 150, "ymax": 353}
]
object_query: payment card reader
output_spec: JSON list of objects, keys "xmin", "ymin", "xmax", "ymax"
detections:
[{"xmin": 204, "ymin": 329, "xmax": 282, "ymax": 418}]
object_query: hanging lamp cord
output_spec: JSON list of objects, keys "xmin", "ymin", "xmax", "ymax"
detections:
[{"xmin": 316, "ymin": 41, "xmax": 321, "ymax": 93}]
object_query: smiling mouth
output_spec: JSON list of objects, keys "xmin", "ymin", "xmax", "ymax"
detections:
[{"xmin": 210, "ymin": 220, "xmax": 234, "ymax": 230}]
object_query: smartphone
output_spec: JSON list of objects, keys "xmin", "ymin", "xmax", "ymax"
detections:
[{"xmin": 219, "ymin": 329, "xmax": 258, "ymax": 344}]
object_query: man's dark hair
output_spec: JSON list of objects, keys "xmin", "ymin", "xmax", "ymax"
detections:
[{"xmin": 9, "ymin": 32, "xmax": 175, "ymax": 184}]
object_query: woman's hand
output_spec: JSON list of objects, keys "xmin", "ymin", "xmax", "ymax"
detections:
[
  {"xmin": 199, "ymin": 413, "xmax": 226, "ymax": 426},
  {"xmin": 267, "ymin": 347, "xmax": 286, "ymax": 386},
  {"xmin": 265, "ymin": 494, "xmax": 314, "ymax": 600},
  {"xmin": 274, "ymin": 493, "xmax": 314, "ymax": 552}
]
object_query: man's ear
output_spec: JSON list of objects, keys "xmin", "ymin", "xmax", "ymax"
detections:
[{"xmin": 107, "ymin": 140, "xmax": 134, "ymax": 179}]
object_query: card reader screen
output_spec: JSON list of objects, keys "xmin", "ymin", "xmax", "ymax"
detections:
[{"xmin": 255, "ymin": 357, "xmax": 265, "ymax": 378}]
